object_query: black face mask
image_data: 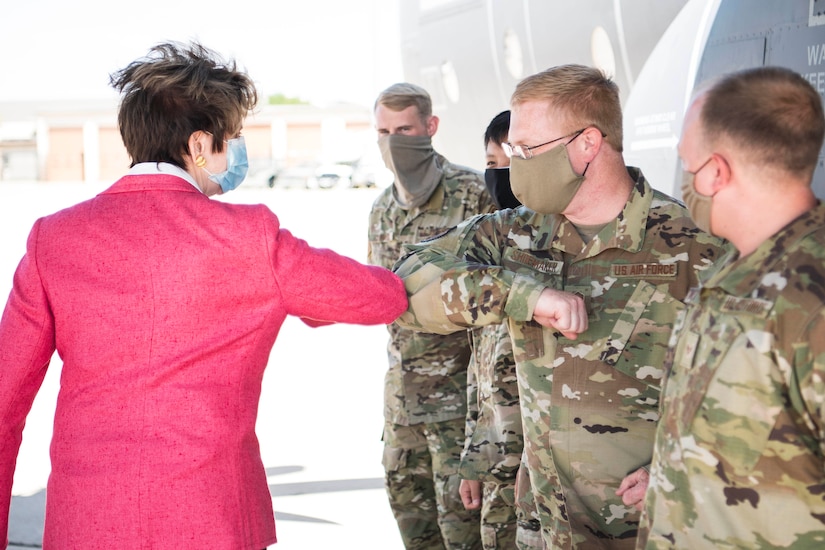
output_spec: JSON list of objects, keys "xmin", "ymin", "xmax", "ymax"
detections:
[{"xmin": 484, "ymin": 167, "xmax": 521, "ymax": 210}]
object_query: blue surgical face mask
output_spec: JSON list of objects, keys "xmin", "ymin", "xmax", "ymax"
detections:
[{"xmin": 203, "ymin": 136, "xmax": 248, "ymax": 193}]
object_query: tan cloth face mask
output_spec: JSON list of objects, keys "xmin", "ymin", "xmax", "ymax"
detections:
[
  {"xmin": 510, "ymin": 142, "xmax": 585, "ymax": 214},
  {"xmin": 680, "ymin": 169, "xmax": 713, "ymax": 234},
  {"xmin": 379, "ymin": 134, "xmax": 442, "ymax": 209}
]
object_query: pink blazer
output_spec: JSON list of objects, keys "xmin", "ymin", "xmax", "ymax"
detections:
[{"xmin": 0, "ymin": 174, "xmax": 407, "ymax": 549}]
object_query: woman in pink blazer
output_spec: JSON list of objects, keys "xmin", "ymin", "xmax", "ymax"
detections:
[{"xmin": 0, "ymin": 42, "xmax": 408, "ymax": 549}]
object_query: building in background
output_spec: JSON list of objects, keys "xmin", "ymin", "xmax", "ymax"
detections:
[{"xmin": 0, "ymin": 99, "xmax": 382, "ymax": 187}]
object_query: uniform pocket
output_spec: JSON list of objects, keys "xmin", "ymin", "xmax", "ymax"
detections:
[
  {"xmin": 600, "ymin": 281, "xmax": 684, "ymax": 413},
  {"xmin": 508, "ymin": 320, "xmax": 546, "ymax": 362},
  {"xmin": 679, "ymin": 320, "xmax": 782, "ymax": 473},
  {"xmin": 382, "ymin": 445, "xmax": 408, "ymax": 472}
]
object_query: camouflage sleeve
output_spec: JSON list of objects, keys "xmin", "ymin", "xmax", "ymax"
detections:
[
  {"xmin": 796, "ymin": 309, "xmax": 825, "ymax": 452},
  {"xmin": 465, "ymin": 366, "xmax": 478, "ymax": 438},
  {"xmin": 392, "ymin": 213, "xmax": 547, "ymax": 334},
  {"xmin": 476, "ymin": 185, "xmax": 498, "ymax": 216},
  {"xmin": 366, "ymin": 213, "xmax": 376, "ymax": 266},
  {"xmin": 464, "ymin": 330, "xmax": 480, "ymax": 440}
]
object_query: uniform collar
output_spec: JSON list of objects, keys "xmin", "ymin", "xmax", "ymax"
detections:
[
  {"xmin": 704, "ymin": 201, "xmax": 825, "ymax": 297},
  {"xmin": 552, "ymin": 166, "xmax": 652, "ymax": 257}
]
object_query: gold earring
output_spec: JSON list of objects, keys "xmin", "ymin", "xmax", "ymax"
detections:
[{"xmin": 195, "ymin": 155, "xmax": 207, "ymax": 168}]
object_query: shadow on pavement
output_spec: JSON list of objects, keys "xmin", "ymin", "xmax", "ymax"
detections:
[{"xmin": 8, "ymin": 466, "xmax": 386, "ymax": 545}]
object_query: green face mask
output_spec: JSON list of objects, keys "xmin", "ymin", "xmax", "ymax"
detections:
[
  {"xmin": 378, "ymin": 134, "xmax": 441, "ymax": 209},
  {"xmin": 510, "ymin": 141, "xmax": 586, "ymax": 214},
  {"xmin": 680, "ymin": 168, "xmax": 713, "ymax": 234}
]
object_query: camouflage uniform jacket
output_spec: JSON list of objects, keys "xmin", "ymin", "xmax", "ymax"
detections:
[
  {"xmin": 461, "ymin": 322, "xmax": 523, "ymax": 485},
  {"xmin": 393, "ymin": 168, "xmax": 727, "ymax": 547},
  {"xmin": 368, "ymin": 153, "xmax": 495, "ymax": 425},
  {"xmin": 639, "ymin": 202, "xmax": 825, "ymax": 549}
]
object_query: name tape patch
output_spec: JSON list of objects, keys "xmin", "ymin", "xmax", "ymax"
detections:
[
  {"xmin": 720, "ymin": 296, "xmax": 773, "ymax": 317},
  {"xmin": 610, "ymin": 263, "xmax": 677, "ymax": 278},
  {"xmin": 508, "ymin": 249, "xmax": 564, "ymax": 275}
]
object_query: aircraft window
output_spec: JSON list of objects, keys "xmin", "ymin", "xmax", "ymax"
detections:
[
  {"xmin": 504, "ymin": 28, "xmax": 524, "ymax": 79},
  {"xmin": 591, "ymin": 26, "xmax": 616, "ymax": 78},
  {"xmin": 441, "ymin": 61, "xmax": 461, "ymax": 104},
  {"xmin": 811, "ymin": 0, "xmax": 825, "ymax": 25}
]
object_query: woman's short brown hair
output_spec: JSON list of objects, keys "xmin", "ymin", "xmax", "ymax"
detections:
[{"xmin": 110, "ymin": 41, "xmax": 258, "ymax": 168}]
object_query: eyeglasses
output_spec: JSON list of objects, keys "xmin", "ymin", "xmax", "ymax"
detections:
[
  {"xmin": 683, "ymin": 156, "xmax": 713, "ymax": 175},
  {"xmin": 502, "ymin": 128, "xmax": 586, "ymax": 160}
]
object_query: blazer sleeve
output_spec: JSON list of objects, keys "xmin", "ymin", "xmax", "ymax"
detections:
[
  {"xmin": 262, "ymin": 208, "xmax": 408, "ymax": 326},
  {"xmin": 0, "ymin": 219, "xmax": 56, "ymax": 541}
]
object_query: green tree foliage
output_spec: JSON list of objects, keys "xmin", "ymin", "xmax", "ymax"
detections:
[{"xmin": 267, "ymin": 93, "xmax": 307, "ymax": 105}]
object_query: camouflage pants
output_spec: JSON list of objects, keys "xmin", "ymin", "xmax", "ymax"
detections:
[
  {"xmin": 479, "ymin": 480, "xmax": 543, "ymax": 549},
  {"xmin": 513, "ymin": 470, "xmax": 544, "ymax": 550},
  {"xmin": 516, "ymin": 525, "xmax": 544, "ymax": 550},
  {"xmin": 383, "ymin": 419, "xmax": 482, "ymax": 550},
  {"xmin": 479, "ymin": 480, "xmax": 516, "ymax": 549}
]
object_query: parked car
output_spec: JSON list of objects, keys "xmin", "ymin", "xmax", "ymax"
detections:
[
  {"xmin": 350, "ymin": 158, "xmax": 393, "ymax": 189},
  {"xmin": 245, "ymin": 157, "xmax": 391, "ymax": 190},
  {"xmin": 314, "ymin": 163, "xmax": 354, "ymax": 189},
  {"xmin": 273, "ymin": 162, "xmax": 319, "ymax": 189},
  {"xmin": 244, "ymin": 163, "xmax": 284, "ymax": 188}
]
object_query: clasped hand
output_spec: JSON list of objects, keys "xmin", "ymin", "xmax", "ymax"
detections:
[{"xmin": 532, "ymin": 288, "xmax": 588, "ymax": 339}]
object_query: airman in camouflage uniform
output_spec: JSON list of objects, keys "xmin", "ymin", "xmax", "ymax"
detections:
[
  {"xmin": 368, "ymin": 82, "xmax": 495, "ymax": 550},
  {"xmin": 463, "ymin": 324, "xmax": 543, "ymax": 549},
  {"xmin": 459, "ymin": 110, "xmax": 543, "ymax": 550},
  {"xmin": 638, "ymin": 67, "xmax": 825, "ymax": 549},
  {"xmin": 392, "ymin": 65, "xmax": 727, "ymax": 549}
]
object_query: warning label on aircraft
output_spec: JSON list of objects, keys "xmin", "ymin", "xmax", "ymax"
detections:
[{"xmin": 770, "ymin": 25, "xmax": 825, "ymax": 96}]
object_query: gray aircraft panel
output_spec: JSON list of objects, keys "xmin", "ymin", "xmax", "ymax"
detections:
[
  {"xmin": 625, "ymin": 0, "xmax": 825, "ymax": 199},
  {"xmin": 615, "ymin": 0, "xmax": 691, "ymax": 82},
  {"xmin": 398, "ymin": 0, "xmax": 688, "ymax": 168},
  {"xmin": 623, "ymin": 0, "xmax": 716, "ymax": 197},
  {"xmin": 399, "ymin": 0, "xmax": 825, "ymax": 195}
]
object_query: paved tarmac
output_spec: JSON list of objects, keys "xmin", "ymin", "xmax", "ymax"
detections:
[{"xmin": 3, "ymin": 181, "xmax": 405, "ymax": 549}]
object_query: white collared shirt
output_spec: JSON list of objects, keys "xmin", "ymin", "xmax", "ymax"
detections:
[{"xmin": 128, "ymin": 162, "xmax": 202, "ymax": 193}]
